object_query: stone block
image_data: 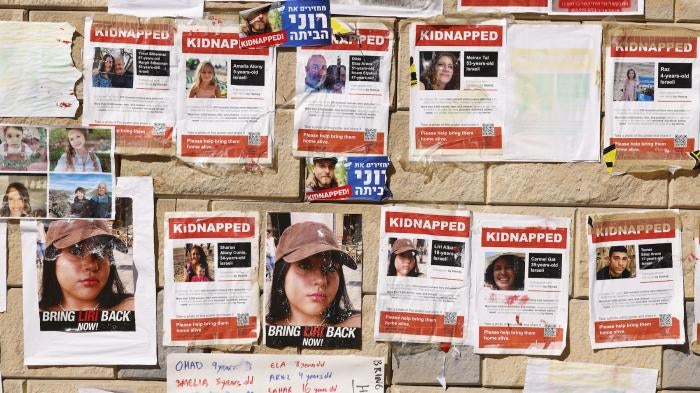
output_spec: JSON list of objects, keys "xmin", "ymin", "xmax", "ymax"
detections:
[
  {"xmin": 645, "ymin": 0, "xmax": 674, "ymax": 21},
  {"xmin": 388, "ymin": 112, "xmax": 486, "ymax": 203},
  {"xmin": 0, "ymin": 9, "xmax": 24, "ymax": 20},
  {"xmin": 156, "ymin": 199, "xmax": 176, "ymax": 289},
  {"xmin": 681, "ymin": 211, "xmax": 699, "ymax": 299},
  {"xmin": 676, "ymin": 0, "xmax": 700, "ymax": 21},
  {"xmin": 396, "ymin": 20, "xmax": 410, "ymax": 110},
  {"xmin": 120, "ymin": 110, "xmax": 301, "ymax": 200},
  {"xmin": 175, "ymin": 199, "xmax": 209, "ymax": 212},
  {"xmin": 210, "ymin": 201, "xmax": 381, "ymax": 294},
  {"xmin": 27, "ymin": 380, "xmax": 165, "ymax": 393},
  {"xmin": 0, "ymin": 289, "xmax": 114, "ymax": 378},
  {"xmin": 487, "ymin": 164, "xmax": 668, "ymax": 207},
  {"xmin": 670, "ymin": 171, "xmax": 700, "ymax": 208},
  {"xmin": 391, "ymin": 343, "xmax": 480, "ymax": 385},
  {"xmin": 6, "ymin": 222, "xmax": 21, "ymax": 287},
  {"xmin": 0, "ymin": 1, "xmax": 105, "ymax": 7},
  {"xmin": 662, "ymin": 302, "xmax": 700, "ymax": 389},
  {"xmin": 2, "ymin": 379, "xmax": 25, "ymax": 393}
]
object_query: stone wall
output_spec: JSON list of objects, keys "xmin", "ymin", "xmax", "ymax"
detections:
[{"xmin": 0, "ymin": 0, "xmax": 699, "ymax": 392}]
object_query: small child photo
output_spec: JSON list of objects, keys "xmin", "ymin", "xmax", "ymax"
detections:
[
  {"xmin": 49, "ymin": 128, "xmax": 112, "ymax": 173},
  {"xmin": 0, "ymin": 125, "xmax": 48, "ymax": 172},
  {"xmin": 186, "ymin": 58, "xmax": 228, "ymax": 99},
  {"xmin": 174, "ymin": 243, "xmax": 215, "ymax": 283}
]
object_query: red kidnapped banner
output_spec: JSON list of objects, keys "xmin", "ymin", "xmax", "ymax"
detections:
[
  {"xmin": 313, "ymin": 29, "xmax": 390, "ymax": 51},
  {"xmin": 415, "ymin": 25, "xmax": 503, "ymax": 47},
  {"xmin": 611, "ymin": 36, "xmax": 697, "ymax": 58},
  {"xmin": 591, "ymin": 217, "xmax": 675, "ymax": 243},
  {"xmin": 91, "ymin": 21, "xmax": 174, "ymax": 46},
  {"xmin": 182, "ymin": 32, "xmax": 269, "ymax": 55},
  {"xmin": 169, "ymin": 217, "xmax": 255, "ymax": 239},
  {"xmin": 482, "ymin": 227, "xmax": 568, "ymax": 248},
  {"xmin": 385, "ymin": 211, "xmax": 469, "ymax": 237}
]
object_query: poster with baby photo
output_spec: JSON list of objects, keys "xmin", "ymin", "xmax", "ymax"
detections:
[{"xmin": 0, "ymin": 125, "xmax": 48, "ymax": 173}]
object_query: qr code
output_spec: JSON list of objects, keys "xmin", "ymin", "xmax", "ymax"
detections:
[
  {"xmin": 237, "ymin": 313, "xmax": 250, "ymax": 326},
  {"xmin": 659, "ymin": 314, "xmax": 672, "ymax": 327},
  {"xmin": 674, "ymin": 135, "xmax": 688, "ymax": 148},
  {"xmin": 444, "ymin": 312, "xmax": 457, "ymax": 325},
  {"xmin": 364, "ymin": 128, "xmax": 377, "ymax": 142},
  {"xmin": 482, "ymin": 123, "xmax": 494, "ymax": 137},
  {"xmin": 152, "ymin": 123, "xmax": 166, "ymax": 135},
  {"xmin": 544, "ymin": 324, "xmax": 556, "ymax": 337},
  {"xmin": 248, "ymin": 132, "xmax": 261, "ymax": 145}
]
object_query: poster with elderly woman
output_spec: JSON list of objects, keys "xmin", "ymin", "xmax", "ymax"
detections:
[
  {"xmin": 264, "ymin": 212, "xmax": 363, "ymax": 348},
  {"xmin": 21, "ymin": 177, "xmax": 156, "ymax": 365},
  {"xmin": 83, "ymin": 16, "xmax": 178, "ymax": 155},
  {"xmin": 164, "ymin": 211, "xmax": 259, "ymax": 346},
  {"xmin": 409, "ymin": 20, "xmax": 507, "ymax": 161},
  {"xmin": 470, "ymin": 213, "xmax": 570, "ymax": 355},
  {"xmin": 176, "ymin": 20, "xmax": 276, "ymax": 165},
  {"xmin": 293, "ymin": 19, "xmax": 393, "ymax": 157},
  {"xmin": 375, "ymin": 206, "xmax": 471, "ymax": 343}
]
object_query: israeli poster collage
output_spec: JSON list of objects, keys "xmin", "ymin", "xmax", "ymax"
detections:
[
  {"xmin": 293, "ymin": 20, "xmax": 393, "ymax": 157},
  {"xmin": 375, "ymin": 206, "xmax": 470, "ymax": 344},
  {"xmin": 470, "ymin": 213, "xmax": 570, "ymax": 355},
  {"xmin": 264, "ymin": 211, "xmax": 363, "ymax": 348},
  {"xmin": 604, "ymin": 25, "xmax": 700, "ymax": 173},
  {"xmin": 588, "ymin": 210, "xmax": 685, "ymax": 349},
  {"xmin": 0, "ymin": 124, "xmax": 115, "ymax": 220},
  {"xmin": 21, "ymin": 177, "xmax": 156, "ymax": 365},
  {"xmin": 83, "ymin": 16, "xmax": 177, "ymax": 154},
  {"xmin": 409, "ymin": 19, "xmax": 507, "ymax": 161},
  {"xmin": 164, "ymin": 211, "xmax": 259, "ymax": 346},
  {"xmin": 177, "ymin": 21, "xmax": 276, "ymax": 164}
]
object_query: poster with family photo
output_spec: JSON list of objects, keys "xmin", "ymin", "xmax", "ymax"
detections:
[
  {"xmin": 264, "ymin": 212, "xmax": 363, "ymax": 348},
  {"xmin": 22, "ymin": 177, "xmax": 156, "ymax": 365}
]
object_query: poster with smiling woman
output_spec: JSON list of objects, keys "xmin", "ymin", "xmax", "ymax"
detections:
[
  {"xmin": 470, "ymin": 212, "xmax": 570, "ymax": 355},
  {"xmin": 21, "ymin": 177, "xmax": 156, "ymax": 365}
]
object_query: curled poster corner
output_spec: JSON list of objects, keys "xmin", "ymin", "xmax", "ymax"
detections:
[
  {"xmin": 690, "ymin": 150, "xmax": 700, "ymax": 170},
  {"xmin": 603, "ymin": 144, "xmax": 616, "ymax": 174},
  {"xmin": 410, "ymin": 56, "xmax": 418, "ymax": 87}
]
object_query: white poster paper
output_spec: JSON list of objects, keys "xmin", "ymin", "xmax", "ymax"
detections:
[
  {"xmin": 459, "ymin": 0, "xmax": 547, "ymax": 14},
  {"xmin": 375, "ymin": 206, "xmax": 470, "ymax": 343},
  {"xmin": 167, "ymin": 353, "xmax": 384, "ymax": 392},
  {"xmin": 177, "ymin": 21, "xmax": 276, "ymax": 164},
  {"xmin": 0, "ymin": 22, "xmax": 80, "ymax": 117},
  {"xmin": 588, "ymin": 210, "xmax": 685, "ymax": 349},
  {"xmin": 505, "ymin": 24, "xmax": 601, "ymax": 161},
  {"xmin": 470, "ymin": 213, "xmax": 570, "ymax": 355},
  {"xmin": 108, "ymin": 0, "xmax": 203, "ymax": 18},
  {"xmin": 22, "ymin": 177, "xmax": 157, "ymax": 365},
  {"xmin": 604, "ymin": 25, "xmax": 699, "ymax": 173},
  {"xmin": 293, "ymin": 20, "xmax": 393, "ymax": 157},
  {"xmin": 0, "ymin": 223, "xmax": 6, "ymax": 312},
  {"xmin": 524, "ymin": 359, "xmax": 657, "ymax": 393},
  {"xmin": 409, "ymin": 20, "xmax": 507, "ymax": 161},
  {"xmin": 549, "ymin": 0, "xmax": 643, "ymax": 15},
  {"xmin": 83, "ymin": 16, "xmax": 178, "ymax": 155},
  {"xmin": 164, "ymin": 211, "xmax": 259, "ymax": 346},
  {"xmin": 330, "ymin": 0, "xmax": 442, "ymax": 17}
]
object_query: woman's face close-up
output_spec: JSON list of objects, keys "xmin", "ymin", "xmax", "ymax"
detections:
[
  {"xmin": 493, "ymin": 258, "xmax": 515, "ymax": 290},
  {"xmin": 284, "ymin": 254, "xmax": 340, "ymax": 323},
  {"xmin": 55, "ymin": 242, "xmax": 110, "ymax": 308},
  {"xmin": 201, "ymin": 65, "xmax": 214, "ymax": 83},
  {"xmin": 104, "ymin": 56, "xmax": 113, "ymax": 72},
  {"xmin": 394, "ymin": 251, "xmax": 416, "ymax": 277},
  {"xmin": 627, "ymin": 70, "xmax": 636, "ymax": 79},
  {"xmin": 436, "ymin": 56, "xmax": 454, "ymax": 87},
  {"xmin": 7, "ymin": 188, "xmax": 24, "ymax": 217},
  {"xmin": 68, "ymin": 129, "xmax": 86, "ymax": 150}
]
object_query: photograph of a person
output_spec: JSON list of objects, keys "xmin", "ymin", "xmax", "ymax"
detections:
[
  {"xmin": 186, "ymin": 58, "xmax": 227, "ymax": 99},
  {"xmin": 91, "ymin": 47, "xmax": 134, "ymax": 88},
  {"xmin": 0, "ymin": 175, "xmax": 47, "ymax": 218},
  {"xmin": 323, "ymin": 63, "xmax": 346, "ymax": 94},
  {"xmin": 304, "ymin": 54, "xmax": 328, "ymax": 93},
  {"xmin": 387, "ymin": 238, "xmax": 428, "ymax": 278},
  {"xmin": 48, "ymin": 173, "xmax": 113, "ymax": 218},
  {"xmin": 37, "ymin": 218, "xmax": 135, "ymax": 313},
  {"xmin": 173, "ymin": 243, "xmax": 215, "ymax": 282},
  {"xmin": 305, "ymin": 157, "xmax": 347, "ymax": 193},
  {"xmin": 483, "ymin": 253, "xmax": 526, "ymax": 291},
  {"xmin": 595, "ymin": 245, "xmax": 636, "ymax": 280},
  {"xmin": 265, "ymin": 212, "xmax": 362, "ymax": 329},
  {"xmin": 0, "ymin": 125, "xmax": 47, "ymax": 172},
  {"xmin": 613, "ymin": 62, "xmax": 654, "ymax": 102},
  {"xmin": 419, "ymin": 51, "xmax": 460, "ymax": 91},
  {"xmin": 49, "ymin": 128, "xmax": 112, "ymax": 173},
  {"xmin": 239, "ymin": 3, "xmax": 282, "ymax": 37}
]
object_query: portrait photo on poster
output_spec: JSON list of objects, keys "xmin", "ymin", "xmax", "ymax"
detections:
[
  {"xmin": 0, "ymin": 125, "xmax": 48, "ymax": 173},
  {"xmin": 265, "ymin": 212, "xmax": 362, "ymax": 348},
  {"xmin": 91, "ymin": 47, "xmax": 135, "ymax": 89}
]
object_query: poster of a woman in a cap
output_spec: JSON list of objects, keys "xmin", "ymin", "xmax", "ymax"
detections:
[
  {"xmin": 38, "ymin": 220, "xmax": 134, "ymax": 312},
  {"xmin": 386, "ymin": 238, "xmax": 426, "ymax": 278},
  {"xmin": 265, "ymin": 212, "xmax": 362, "ymax": 348}
]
